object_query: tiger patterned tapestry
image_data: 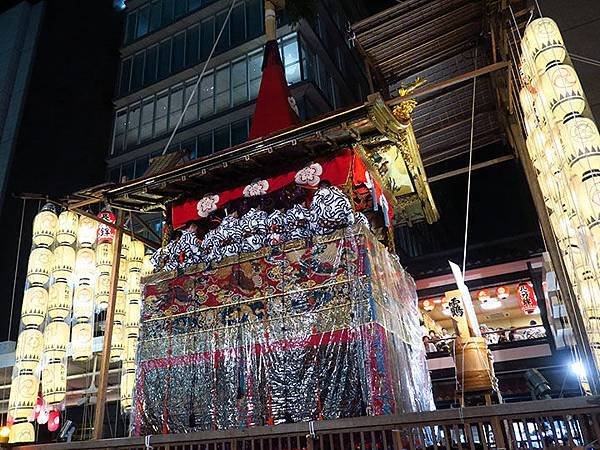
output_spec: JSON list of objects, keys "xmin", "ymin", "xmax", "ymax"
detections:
[{"xmin": 132, "ymin": 226, "xmax": 434, "ymax": 435}]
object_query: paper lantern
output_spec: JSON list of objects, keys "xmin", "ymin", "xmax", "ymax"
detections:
[
  {"xmin": 477, "ymin": 290, "xmax": 490, "ymax": 302},
  {"xmin": 96, "ymin": 242, "xmax": 113, "ymax": 273},
  {"xmin": 574, "ymin": 173, "xmax": 600, "ymax": 244},
  {"xmin": 118, "ymin": 258, "xmax": 128, "ymax": 290},
  {"xmin": 47, "ymin": 410, "xmax": 60, "ymax": 433},
  {"xmin": 71, "ymin": 322, "xmax": 93, "ymax": 361},
  {"xmin": 519, "ymin": 87, "xmax": 538, "ymax": 117},
  {"xmin": 0, "ymin": 424, "xmax": 10, "ymax": 442},
  {"xmin": 75, "ymin": 247, "xmax": 96, "ymax": 284},
  {"xmin": 127, "ymin": 271, "xmax": 141, "ymax": 296},
  {"xmin": 125, "ymin": 301, "xmax": 141, "ymax": 333},
  {"xmin": 128, "ymin": 240, "xmax": 144, "ymax": 272},
  {"xmin": 72, "ymin": 284, "xmax": 94, "ymax": 321},
  {"xmin": 124, "ymin": 336, "xmax": 138, "ymax": 362},
  {"xmin": 121, "ymin": 233, "xmax": 131, "ymax": 260},
  {"xmin": 27, "ymin": 247, "xmax": 52, "ymax": 286},
  {"xmin": 77, "ymin": 215, "xmax": 98, "ymax": 248},
  {"xmin": 526, "ymin": 126, "xmax": 546, "ymax": 164},
  {"xmin": 120, "ymin": 371, "xmax": 136, "ymax": 411},
  {"xmin": 32, "ymin": 203, "xmax": 58, "ymax": 248},
  {"xmin": 110, "ymin": 322, "xmax": 125, "ymax": 362},
  {"xmin": 519, "ymin": 54, "xmax": 536, "ymax": 85},
  {"xmin": 496, "ymin": 286, "xmax": 510, "ymax": 300},
  {"xmin": 15, "ymin": 329, "xmax": 43, "ymax": 372},
  {"xmin": 142, "ymin": 254, "xmax": 154, "ymax": 277},
  {"xmin": 95, "ymin": 273, "xmax": 110, "ymax": 310},
  {"xmin": 56, "ymin": 210, "xmax": 78, "ymax": 245},
  {"xmin": 41, "ymin": 362, "xmax": 66, "ymax": 405},
  {"xmin": 51, "ymin": 245, "xmax": 75, "ymax": 282},
  {"xmin": 561, "ymin": 117, "xmax": 600, "ymax": 179},
  {"xmin": 96, "ymin": 208, "xmax": 116, "ymax": 244},
  {"xmin": 578, "ymin": 278, "xmax": 600, "ymax": 310},
  {"xmin": 522, "ymin": 17, "xmax": 566, "ymax": 73},
  {"xmin": 8, "ymin": 421, "xmax": 35, "ymax": 444},
  {"xmin": 43, "ymin": 320, "xmax": 69, "ymax": 361},
  {"xmin": 47, "ymin": 282, "xmax": 72, "ymax": 320},
  {"xmin": 540, "ymin": 64, "xmax": 585, "ymax": 123},
  {"xmin": 21, "ymin": 286, "xmax": 48, "ymax": 327},
  {"xmin": 8, "ymin": 375, "xmax": 39, "ymax": 420},
  {"xmin": 517, "ymin": 282, "xmax": 538, "ymax": 313},
  {"xmin": 421, "ymin": 299, "xmax": 434, "ymax": 312}
]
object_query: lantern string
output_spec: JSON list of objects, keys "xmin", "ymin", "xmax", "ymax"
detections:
[
  {"xmin": 161, "ymin": 0, "xmax": 238, "ymax": 156},
  {"xmin": 461, "ymin": 45, "xmax": 478, "ymax": 278}
]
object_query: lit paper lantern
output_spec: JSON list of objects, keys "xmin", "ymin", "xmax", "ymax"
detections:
[
  {"xmin": 71, "ymin": 322, "xmax": 93, "ymax": 361},
  {"xmin": 128, "ymin": 240, "xmax": 144, "ymax": 272},
  {"xmin": 120, "ymin": 371, "xmax": 136, "ymax": 412},
  {"xmin": 27, "ymin": 247, "xmax": 52, "ymax": 286},
  {"xmin": 121, "ymin": 233, "xmax": 131, "ymax": 260},
  {"xmin": 519, "ymin": 54, "xmax": 536, "ymax": 85},
  {"xmin": 496, "ymin": 286, "xmax": 510, "ymax": 300},
  {"xmin": 115, "ymin": 290, "xmax": 126, "ymax": 318},
  {"xmin": 15, "ymin": 329, "xmax": 43, "ymax": 372},
  {"xmin": 75, "ymin": 247, "xmax": 96, "ymax": 284},
  {"xmin": 561, "ymin": 117, "xmax": 600, "ymax": 179},
  {"xmin": 574, "ymin": 173, "xmax": 600, "ymax": 245},
  {"xmin": 127, "ymin": 272, "xmax": 141, "ymax": 296},
  {"xmin": 118, "ymin": 258, "xmax": 128, "ymax": 289},
  {"xmin": 540, "ymin": 64, "xmax": 585, "ymax": 123},
  {"xmin": 21, "ymin": 286, "xmax": 48, "ymax": 327},
  {"xmin": 579, "ymin": 278, "xmax": 600, "ymax": 310},
  {"xmin": 72, "ymin": 285, "xmax": 94, "ymax": 321},
  {"xmin": 517, "ymin": 282, "xmax": 538, "ymax": 314},
  {"xmin": 110, "ymin": 322, "xmax": 125, "ymax": 362},
  {"xmin": 43, "ymin": 320, "xmax": 69, "ymax": 361},
  {"xmin": 122, "ymin": 360, "xmax": 136, "ymax": 373},
  {"xmin": 56, "ymin": 210, "xmax": 78, "ymax": 245},
  {"xmin": 142, "ymin": 254, "xmax": 154, "ymax": 277},
  {"xmin": 32, "ymin": 203, "xmax": 58, "ymax": 248},
  {"xmin": 125, "ymin": 301, "xmax": 140, "ymax": 333},
  {"xmin": 124, "ymin": 336, "xmax": 138, "ymax": 362},
  {"xmin": 8, "ymin": 374, "xmax": 39, "ymax": 420},
  {"xmin": 95, "ymin": 274, "xmax": 110, "ymax": 310},
  {"xmin": 477, "ymin": 290, "xmax": 490, "ymax": 302},
  {"xmin": 421, "ymin": 299, "xmax": 434, "ymax": 312},
  {"xmin": 96, "ymin": 208, "xmax": 116, "ymax": 244},
  {"xmin": 519, "ymin": 86, "xmax": 537, "ymax": 117},
  {"xmin": 47, "ymin": 282, "xmax": 72, "ymax": 320},
  {"xmin": 8, "ymin": 421, "xmax": 35, "ymax": 444},
  {"xmin": 96, "ymin": 242, "xmax": 113, "ymax": 273},
  {"xmin": 526, "ymin": 126, "xmax": 546, "ymax": 164},
  {"xmin": 522, "ymin": 17, "xmax": 566, "ymax": 73},
  {"xmin": 41, "ymin": 361, "xmax": 66, "ymax": 405},
  {"xmin": 51, "ymin": 245, "xmax": 75, "ymax": 282},
  {"xmin": 77, "ymin": 215, "xmax": 98, "ymax": 248}
]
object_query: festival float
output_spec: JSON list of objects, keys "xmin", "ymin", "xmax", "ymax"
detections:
[{"xmin": 5, "ymin": 1, "xmax": 445, "ymax": 443}]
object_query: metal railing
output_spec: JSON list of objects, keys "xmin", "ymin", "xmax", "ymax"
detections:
[{"xmin": 9, "ymin": 396, "xmax": 600, "ymax": 450}]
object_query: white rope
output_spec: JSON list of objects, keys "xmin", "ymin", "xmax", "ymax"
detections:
[
  {"xmin": 161, "ymin": 0, "xmax": 238, "ymax": 156},
  {"xmin": 145, "ymin": 434, "xmax": 154, "ymax": 450},
  {"xmin": 461, "ymin": 46, "xmax": 478, "ymax": 278}
]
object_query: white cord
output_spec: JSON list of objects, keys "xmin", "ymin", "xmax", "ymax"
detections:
[
  {"xmin": 145, "ymin": 434, "xmax": 153, "ymax": 449},
  {"xmin": 161, "ymin": 0, "xmax": 238, "ymax": 156},
  {"xmin": 461, "ymin": 46, "xmax": 478, "ymax": 278}
]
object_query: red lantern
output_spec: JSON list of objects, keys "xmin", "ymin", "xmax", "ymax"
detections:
[
  {"xmin": 477, "ymin": 290, "xmax": 490, "ymax": 302},
  {"xmin": 96, "ymin": 208, "xmax": 116, "ymax": 244},
  {"xmin": 422, "ymin": 300, "xmax": 435, "ymax": 312},
  {"xmin": 517, "ymin": 282, "xmax": 538, "ymax": 313},
  {"xmin": 47, "ymin": 410, "xmax": 60, "ymax": 432},
  {"xmin": 496, "ymin": 286, "xmax": 510, "ymax": 299}
]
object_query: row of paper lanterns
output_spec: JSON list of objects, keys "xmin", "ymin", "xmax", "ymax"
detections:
[
  {"xmin": 7, "ymin": 204, "xmax": 151, "ymax": 442},
  {"xmin": 517, "ymin": 17, "xmax": 600, "ymax": 364}
]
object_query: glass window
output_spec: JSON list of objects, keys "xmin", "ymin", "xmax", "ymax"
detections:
[
  {"xmin": 131, "ymin": 52, "xmax": 145, "ymax": 91},
  {"xmin": 161, "ymin": 0, "xmax": 174, "ymax": 27},
  {"xmin": 231, "ymin": 58, "xmax": 247, "ymax": 106},
  {"xmin": 189, "ymin": 0, "xmax": 201, "ymax": 12},
  {"xmin": 140, "ymin": 99, "xmax": 155, "ymax": 142},
  {"xmin": 126, "ymin": 104, "xmax": 140, "ymax": 147},
  {"xmin": 282, "ymin": 36, "xmax": 300, "ymax": 84},
  {"xmin": 186, "ymin": 25, "xmax": 199, "ymax": 67},
  {"xmin": 125, "ymin": 11, "xmax": 137, "ymax": 44},
  {"xmin": 181, "ymin": 137, "xmax": 197, "ymax": 158},
  {"xmin": 174, "ymin": 0, "xmax": 187, "ymax": 19},
  {"xmin": 158, "ymin": 39, "xmax": 172, "ymax": 79},
  {"xmin": 122, "ymin": 162, "xmax": 135, "ymax": 182},
  {"xmin": 215, "ymin": 11, "xmax": 230, "ymax": 53},
  {"xmin": 248, "ymin": 50, "xmax": 262, "ymax": 99},
  {"xmin": 144, "ymin": 45, "xmax": 158, "ymax": 85},
  {"xmin": 246, "ymin": 0, "xmax": 262, "ymax": 39},
  {"xmin": 214, "ymin": 126, "xmax": 230, "ymax": 152},
  {"xmin": 118, "ymin": 58, "xmax": 131, "ymax": 97},
  {"xmin": 135, "ymin": 156, "xmax": 150, "ymax": 178},
  {"xmin": 215, "ymin": 65, "xmax": 230, "ymax": 112},
  {"xmin": 113, "ymin": 109, "xmax": 127, "ymax": 154},
  {"xmin": 136, "ymin": 6, "xmax": 150, "ymax": 38},
  {"xmin": 172, "ymin": 32, "xmax": 185, "ymax": 73},
  {"xmin": 169, "ymin": 87, "xmax": 184, "ymax": 130},
  {"xmin": 197, "ymin": 133, "xmax": 213, "ymax": 157},
  {"xmin": 231, "ymin": 119, "xmax": 248, "ymax": 146},
  {"xmin": 200, "ymin": 17, "xmax": 214, "ymax": 61},
  {"xmin": 149, "ymin": 1, "xmax": 162, "ymax": 32},
  {"xmin": 184, "ymin": 79, "xmax": 198, "ymax": 123},
  {"xmin": 231, "ymin": 4, "xmax": 246, "ymax": 46},
  {"xmin": 199, "ymin": 72, "xmax": 214, "ymax": 118},
  {"xmin": 301, "ymin": 39, "xmax": 316, "ymax": 83},
  {"xmin": 155, "ymin": 92, "xmax": 169, "ymax": 135}
]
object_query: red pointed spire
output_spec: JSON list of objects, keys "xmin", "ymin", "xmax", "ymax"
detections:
[{"xmin": 248, "ymin": 40, "xmax": 299, "ymax": 140}]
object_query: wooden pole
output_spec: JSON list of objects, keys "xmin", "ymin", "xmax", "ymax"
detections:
[
  {"xmin": 93, "ymin": 211, "xmax": 124, "ymax": 440},
  {"xmin": 264, "ymin": 1, "xmax": 277, "ymax": 41}
]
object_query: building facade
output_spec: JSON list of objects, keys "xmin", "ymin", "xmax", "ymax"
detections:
[{"xmin": 107, "ymin": 0, "xmax": 370, "ymax": 185}]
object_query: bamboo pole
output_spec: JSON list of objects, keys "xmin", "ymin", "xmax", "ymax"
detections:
[{"xmin": 92, "ymin": 211, "xmax": 124, "ymax": 440}]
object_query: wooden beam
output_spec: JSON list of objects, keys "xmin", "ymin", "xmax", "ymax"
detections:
[
  {"xmin": 387, "ymin": 61, "xmax": 510, "ymax": 107},
  {"xmin": 92, "ymin": 211, "xmax": 124, "ymax": 440},
  {"xmin": 427, "ymin": 155, "xmax": 515, "ymax": 183}
]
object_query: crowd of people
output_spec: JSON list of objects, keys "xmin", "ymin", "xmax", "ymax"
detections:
[
  {"xmin": 422, "ymin": 320, "xmax": 547, "ymax": 354},
  {"xmin": 150, "ymin": 182, "xmax": 370, "ymax": 272}
]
